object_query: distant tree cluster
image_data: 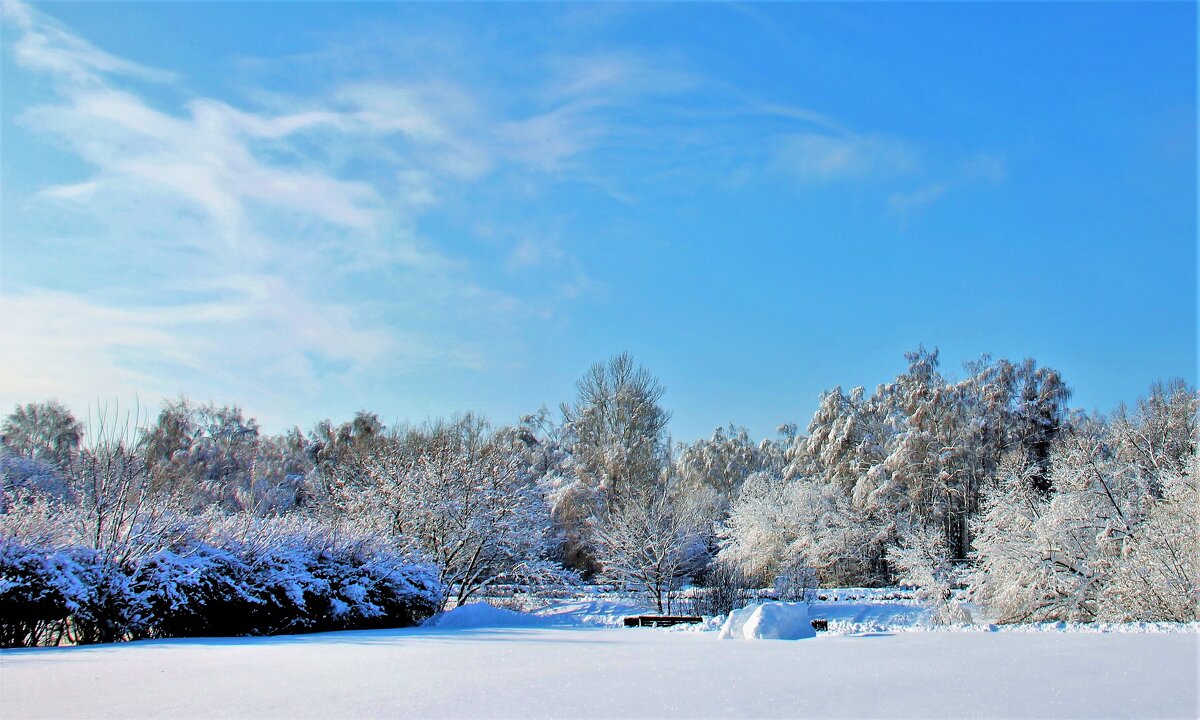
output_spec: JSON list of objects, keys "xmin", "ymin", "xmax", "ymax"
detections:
[
  {"xmin": 2, "ymin": 349, "xmax": 1196, "ymax": 645},
  {"xmin": 718, "ymin": 352, "xmax": 1196, "ymax": 623}
]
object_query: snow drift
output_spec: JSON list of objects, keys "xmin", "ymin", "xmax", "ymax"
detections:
[
  {"xmin": 718, "ymin": 601, "xmax": 815, "ymax": 640},
  {"xmin": 534, "ymin": 600, "xmax": 649, "ymax": 627},
  {"xmin": 427, "ymin": 599, "xmax": 653, "ymax": 629},
  {"xmin": 425, "ymin": 602, "xmax": 552, "ymax": 629}
]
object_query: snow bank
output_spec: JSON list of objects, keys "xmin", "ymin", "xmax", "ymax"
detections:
[
  {"xmin": 534, "ymin": 600, "xmax": 649, "ymax": 627},
  {"xmin": 426, "ymin": 599, "xmax": 652, "ymax": 630},
  {"xmin": 719, "ymin": 601, "xmax": 815, "ymax": 640},
  {"xmin": 425, "ymin": 602, "xmax": 551, "ymax": 629}
]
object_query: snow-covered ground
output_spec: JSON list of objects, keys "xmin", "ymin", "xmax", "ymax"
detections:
[{"xmin": 2, "ymin": 598, "xmax": 1196, "ymax": 719}]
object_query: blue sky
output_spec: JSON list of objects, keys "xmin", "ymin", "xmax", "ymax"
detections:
[{"xmin": 1, "ymin": 2, "xmax": 1195, "ymax": 441}]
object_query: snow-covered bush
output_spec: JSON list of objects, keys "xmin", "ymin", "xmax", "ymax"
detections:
[
  {"xmin": 772, "ymin": 556, "xmax": 818, "ymax": 604},
  {"xmin": 131, "ymin": 541, "xmax": 261, "ymax": 638},
  {"xmin": 129, "ymin": 525, "xmax": 442, "ymax": 639},
  {"xmin": 0, "ymin": 538, "xmax": 88, "ymax": 647},
  {"xmin": 1094, "ymin": 456, "xmax": 1198, "ymax": 621},
  {"xmin": 0, "ymin": 516, "xmax": 441, "ymax": 646},
  {"xmin": 66, "ymin": 550, "xmax": 138, "ymax": 644},
  {"xmin": 246, "ymin": 534, "xmax": 440, "ymax": 634},
  {"xmin": 970, "ymin": 420, "xmax": 1198, "ymax": 624},
  {"xmin": 968, "ymin": 451, "xmax": 1100, "ymax": 623},
  {"xmin": 0, "ymin": 450, "xmax": 72, "ymax": 511}
]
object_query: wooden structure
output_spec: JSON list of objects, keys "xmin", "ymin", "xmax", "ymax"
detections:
[{"xmin": 622, "ymin": 615, "xmax": 703, "ymax": 628}]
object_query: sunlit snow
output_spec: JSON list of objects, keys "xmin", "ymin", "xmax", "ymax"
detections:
[{"xmin": 2, "ymin": 601, "xmax": 1195, "ymax": 719}]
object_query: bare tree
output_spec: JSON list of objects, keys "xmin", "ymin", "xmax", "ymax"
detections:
[
  {"xmin": 592, "ymin": 476, "xmax": 708, "ymax": 614},
  {"xmin": 333, "ymin": 416, "xmax": 555, "ymax": 609},
  {"xmin": 64, "ymin": 407, "xmax": 186, "ymax": 565}
]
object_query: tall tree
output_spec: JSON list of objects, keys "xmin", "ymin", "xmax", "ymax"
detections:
[
  {"xmin": 561, "ymin": 352, "xmax": 671, "ymax": 506},
  {"xmin": 676, "ymin": 424, "xmax": 782, "ymax": 521},
  {"xmin": 2, "ymin": 401, "xmax": 82, "ymax": 469},
  {"xmin": 139, "ymin": 399, "xmax": 260, "ymax": 511},
  {"xmin": 557, "ymin": 353, "xmax": 671, "ymax": 574}
]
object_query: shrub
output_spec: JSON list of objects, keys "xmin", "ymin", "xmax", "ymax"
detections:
[
  {"xmin": 0, "ymin": 539, "xmax": 85, "ymax": 647},
  {"xmin": 2, "ymin": 519, "xmax": 442, "ymax": 646},
  {"xmin": 130, "ymin": 542, "xmax": 262, "ymax": 638},
  {"xmin": 66, "ymin": 550, "xmax": 138, "ymax": 645},
  {"xmin": 684, "ymin": 562, "xmax": 755, "ymax": 616}
]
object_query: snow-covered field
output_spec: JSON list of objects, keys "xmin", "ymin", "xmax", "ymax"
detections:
[{"xmin": 2, "ymin": 599, "xmax": 1196, "ymax": 719}]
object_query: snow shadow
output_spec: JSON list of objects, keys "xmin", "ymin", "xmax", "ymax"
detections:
[{"xmin": 0, "ymin": 623, "xmax": 632, "ymax": 657}]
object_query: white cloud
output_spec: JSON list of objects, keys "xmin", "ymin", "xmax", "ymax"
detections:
[
  {"xmin": 888, "ymin": 154, "xmax": 1008, "ymax": 219},
  {"xmin": 507, "ymin": 237, "xmax": 547, "ymax": 270},
  {"xmin": 752, "ymin": 102, "xmax": 849, "ymax": 137},
  {"xmin": 505, "ymin": 234, "xmax": 569, "ymax": 271},
  {"xmin": 1, "ymin": 2, "xmax": 541, "ymax": 425},
  {"xmin": 501, "ymin": 106, "xmax": 600, "ymax": 173},
  {"xmin": 24, "ymin": 88, "xmax": 383, "ymax": 243},
  {"xmin": 545, "ymin": 52, "xmax": 698, "ymax": 103},
  {"xmin": 2, "ymin": 0, "xmax": 174, "ymax": 84},
  {"xmin": 38, "ymin": 180, "xmax": 100, "ymax": 200}
]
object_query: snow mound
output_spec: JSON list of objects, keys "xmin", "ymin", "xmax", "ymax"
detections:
[
  {"xmin": 719, "ymin": 601, "xmax": 815, "ymax": 640},
  {"xmin": 425, "ymin": 602, "xmax": 551, "ymax": 629}
]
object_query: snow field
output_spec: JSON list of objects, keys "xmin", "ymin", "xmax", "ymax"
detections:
[{"xmin": 1, "ymin": 622, "xmax": 1195, "ymax": 719}]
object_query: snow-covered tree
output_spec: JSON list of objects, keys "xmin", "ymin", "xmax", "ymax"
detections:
[
  {"xmin": 2, "ymin": 400, "xmax": 82, "ymax": 469},
  {"xmin": 969, "ymin": 384, "xmax": 1198, "ymax": 623},
  {"xmin": 1096, "ymin": 450, "xmax": 1198, "ymax": 621},
  {"xmin": 140, "ymin": 399, "xmax": 261, "ymax": 511},
  {"xmin": 887, "ymin": 526, "xmax": 970, "ymax": 624},
  {"xmin": 561, "ymin": 352, "xmax": 671, "ymax": 506},
  {"xmin": 1109, "ymin": 379, "xmax": 1197, "ymax": 495},
  {"xmin": 1, "ymin": 447, "xmax": 71, "ymax": 510},
  {"xmin": 139, "ymin": 400, "xmax": 312, "ymax": 515},
  {"xmin": 968, "ymin": 425, "xmax": 1130, "ymax": 623},
  {"xmin": 718, "ymin": 470, "xmax": 795, "ymax": 582},
  {"xmin": 505, "ymin": 408, "xmax": 586, "ymax": 571},
  {"xmin": 306, "ymin": 411, "xmax": 387, "ymax": 500},
  {"xmin": 333, "ymin": 416, "xmax": 557, "ymax": 608},
  {"xmin": 592, "ymin": 474, "xmax": 708, "ymax": 613},
  {"xmin": 555, "ymin": 353, "xmax": 672, "ymax": 573},
  {"xmin": 676, "ymin": 424, "xmax": 783, "ymax": 522}
]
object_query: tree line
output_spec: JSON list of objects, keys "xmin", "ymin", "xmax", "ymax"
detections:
[{"xmin": 1, "ymin": 349, "xmax": 1195, "ymax": 646}]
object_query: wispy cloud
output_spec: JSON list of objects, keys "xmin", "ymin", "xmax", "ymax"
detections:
[
  {"xmin": 26, "ymin": 89, "xmax": 384, "ymax": 244},
  {"xmin": 773, "ymin": 132, "xmax": 919, "ymax": 184},
  {"xmin": 2, "ymin": 0, "xmax": 174, "ymax": 84},
  {"xmin": 888, "ymin": 152, "xmax": 1008, "ymax": 220},
  {"xmin": 1, "ymin": 2, "xmax": 539, "ymax": 422},
  {"xmin": 1, "ymin": 1, "xmax": 1011, "ymax": 427},
  {"xmin": 889, "ymin": 182, "xmax": 948, "ymax": 215}
]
